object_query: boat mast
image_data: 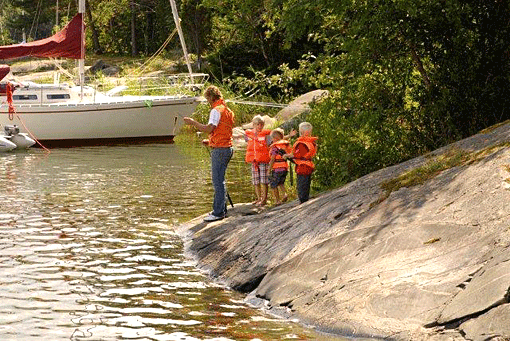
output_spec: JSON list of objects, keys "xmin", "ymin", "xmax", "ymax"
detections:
[
  {"xmin": 168, "ymin": 0, "xmax": 194, "ymax": 83},
  {"xmin": 56, "ymin": 0, "xmax": 59, "ymax": 27},
  {"xmin": 78, "ymin": 0, "xmax": 85, "ymax": 99}
]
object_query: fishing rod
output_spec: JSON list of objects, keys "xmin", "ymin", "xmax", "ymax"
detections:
[{"xmin": 203, "ymin": 141, "xmax": 234, "ymax": 209}]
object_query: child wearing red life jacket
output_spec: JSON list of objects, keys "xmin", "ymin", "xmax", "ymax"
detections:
[
  {"xmin": 245, "ymin": 115, "xmax": 272, "ymax": 207},
  {"xmin": 267, "ymin": 128, "xmax": 292, "ymax": 205},
  {"xmin": 284, "ymin": 122, "xmax": 318, "ymax": 204}
]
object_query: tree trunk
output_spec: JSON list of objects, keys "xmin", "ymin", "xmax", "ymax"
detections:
[
  {"xmin": 398, "ymin": 27, "xmax": 431, "ymax": 89},
  {"xmin": 85, "ymin": 0, "xmax": 102, "ymax": 54},
  {"xmin": 408, "ymin": 41, "xmax": 431, "ymax": 89},
  {"xmin": 192, "ymin": 11, "xmax": 202, "ymax": 70},
  {"xmin": 130, "ymin": 1, "xmax": 138, "ymax": 56},
  {"xmin": 257, "ymin": 32, "xmax": 271, "ymax": 68}
]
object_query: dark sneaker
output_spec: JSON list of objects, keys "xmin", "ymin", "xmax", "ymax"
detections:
[{"xmin": 203, "ymin": 214, "xmax": 224, "ymax": 222}]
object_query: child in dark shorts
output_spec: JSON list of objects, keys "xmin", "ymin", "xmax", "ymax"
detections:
[
  {"xmin": 267, "ymin": 128, "xmax": 292, "ymax": 205},
  {"xmin": 284, "ymin": 122, "xmax": 318, "ymax": 204}
]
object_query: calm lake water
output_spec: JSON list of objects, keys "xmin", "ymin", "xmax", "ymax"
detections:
[{"xmin": 0, "ymin": 134, "xmax": 345, "ymax": 341}]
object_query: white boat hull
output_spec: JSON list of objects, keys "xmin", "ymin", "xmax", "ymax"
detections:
[{"xmin": 0, "ymin": 96, "xmax": 200, "ymax": 146}]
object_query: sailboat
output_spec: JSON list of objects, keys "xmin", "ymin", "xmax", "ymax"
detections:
[{"xmin": 0, "ymin": 1, "xmax": 202, "ymax": 147}]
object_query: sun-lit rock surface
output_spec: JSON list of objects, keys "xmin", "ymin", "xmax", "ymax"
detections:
[{"xmin": 176, "ymin": 121, "xmax": 510, "ymax": 340}]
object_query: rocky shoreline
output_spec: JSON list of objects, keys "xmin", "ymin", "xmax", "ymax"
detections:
[{"xmin": 175, "ymin": 121, "xmax": 510, "ymax": 341}]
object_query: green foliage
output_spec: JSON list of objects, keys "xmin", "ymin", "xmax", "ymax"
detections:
[
  {"xmin": 186, "ymin": 0, "xmax": 510, "ymax": 194},
  {"xmin": 264, "ymin": 0, "xmax": 510, "ymax": 192},
  {"xmin": 309, "ymin": 89, "xmax": 423, "ymax": 189},
  {"xmin": 180, "ymin": 0, "xmax": 213, "ymax": 67},
  {"xmin": 0, "ymin": 3, "xmax": 15, "ymax": 45},
  {"xmin": 89, "ymin": 0, "xmax": 174, "ymax": 55}
]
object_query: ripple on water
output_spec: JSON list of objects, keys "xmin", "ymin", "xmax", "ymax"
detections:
[{"xmin": 0, "ymin": 144, "xmax": 345, "ymax": 341}]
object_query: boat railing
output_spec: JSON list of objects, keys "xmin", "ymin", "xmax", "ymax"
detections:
[
  {"xmin": 89, "ymin": 73, "xmax": 209, "ymax": 98},
  {"xmin": 6, "ymin": 73, "xmax": 208, "ymax": 106},
  {"xmin": 12, "ymin": 95, "xmax": 198, "ymax": 109}
]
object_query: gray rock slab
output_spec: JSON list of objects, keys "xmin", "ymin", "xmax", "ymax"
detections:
[
  {"xmin": 437, "ymin": 252, "xmax": 510, "ymax": 324},
  {"xmin": 176, "ymin": 122, "xmax": 510, "ymax": 339},
  {"xmin": 459, "ymin": 304, "xmax": 510, "ymax": 341},
  {"xmin": 275, "ymin": 90, "xmax": 329, "ymax": 122}
]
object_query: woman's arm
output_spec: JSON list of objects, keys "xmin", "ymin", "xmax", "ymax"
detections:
[{"xmin": 183, "ymin": 117, "xmax": 215, "ymax": 133}]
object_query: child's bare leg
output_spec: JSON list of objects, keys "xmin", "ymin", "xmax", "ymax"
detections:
[
  {"xmin": 271, "ymin": 187, "xmax": 280, "ymax": 205},
  {"xmin": 253, "ymin": 184, "xmax": 261, "ymax": 204},
  {"xmin": 259, "ymin": 184, "xmax": 268, "ymax": 206},
  {"xmin": 273, "ymin": 187, "xmax": 282, "ymax": 205},
  {"xmin": 279, "ymin": 184, "xmax": 288, "ymax": 202},
  {"xmin": 274, "ymin": 187, "xmax": 282, "ymax": 205}
]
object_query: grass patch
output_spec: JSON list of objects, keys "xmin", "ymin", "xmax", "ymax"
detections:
[
  {"xmin": 479, "ymin": 119, "xmax": 510, "ymax": 134},
  {"xmin": 503, "ymin": 164, "xmax": 510, "ymax": 185},
  {"xmin": 372, "ymin": 142, "xmax": 510, "ymax": 207},
  {"xmin": 380, "ymin": 147, "xmax": 470, "ymax": 196}
]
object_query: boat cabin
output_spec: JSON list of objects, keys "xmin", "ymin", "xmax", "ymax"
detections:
[
  {"xmin": 0, "ymin": 81, "xmax": 95, "ymax": 104},
  {"xmin": 10, "ymin": 83, "xmax": 74, "ymax": 104}
]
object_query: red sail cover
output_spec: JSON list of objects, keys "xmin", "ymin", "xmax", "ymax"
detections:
[
  {"xmin": 0, "ymin": 13, "xmax": 84, "ymax": 60},
  {"xmin": 0, "ymin": 65, "xmax": 8, "ymax": 81},
  {"xmin": 0, "ymin": 65, "xmax": 9, "ymax": 93}
]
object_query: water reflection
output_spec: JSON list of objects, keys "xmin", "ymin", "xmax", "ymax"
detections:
[{"xmin": 0, "ymin": 138, "xmax": 342, "ymax": 340}]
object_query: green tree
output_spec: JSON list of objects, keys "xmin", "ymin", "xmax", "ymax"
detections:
[
  {"xmin": 85, "ymin": 0, "xmax": 103, "ymax": 54},
  {"xmin": 261, "ymin": 0, "xmax": 510, "ymax": 189},
  {"xmin": 201, "ymin": 0, "xmax": 313, "ymax": 81},
  {"xmin": 180, "ymin": 0, "xmax": 212, "ymax": 70}
]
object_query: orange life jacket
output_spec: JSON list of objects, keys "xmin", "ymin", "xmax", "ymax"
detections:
[
  {"xmin": 245, "ymin": 129, "xmax": 271, "ymax": 163},
  {"xmin": 292, "ymin": 135, "xmax": 318, "ymax": 175},
  {"xmin": 270, "ymin": 139, "xmax": 291, "ymax": 170},
  {"xmin": 208, "ymin": 99, "xmax": 234, "ymax": 148}
]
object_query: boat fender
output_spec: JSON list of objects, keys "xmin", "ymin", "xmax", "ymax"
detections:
[{"xmin": 10, "ymin": 133, "xmax": 36, "ymax": 149}]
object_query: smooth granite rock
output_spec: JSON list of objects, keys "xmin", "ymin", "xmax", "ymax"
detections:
[
  {"xmin": 459, "ymin": 304, "xmax": 510, "ymax": 341},
  {"xmin": 176, "ymin": 122, "xmax": 510, "ymax": 340}
]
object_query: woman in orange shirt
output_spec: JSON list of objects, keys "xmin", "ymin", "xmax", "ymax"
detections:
[{"xmin": 183, "ymin": 86, "xmax": 235, "ymax": 221}]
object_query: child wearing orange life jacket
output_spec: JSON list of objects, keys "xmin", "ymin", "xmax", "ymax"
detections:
[
  {"xmin": 284, "ymin": 122, "xmax": 318, "ymax": 204},
  {"xmin": 245, "ymin": 115, "xmax": 272, "ymax": 206},
  {"xmin": 267, "ymin": 128, "xmax": 292, "ymax": 205}
]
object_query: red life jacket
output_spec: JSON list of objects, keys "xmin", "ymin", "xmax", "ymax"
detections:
[
  {"xmin": 270, "ymin": 139, "xmax": 291, "ymax": 170},
  {"xmin": 292, "ymin": 135, "xmax": 318, "ymax": 175},
  {"xmin": 208, "ymin": 99, "xmax": 234, "ymax": 148},
  {"xmin": 245, "ymin": 129, "xmax": 271, "ymax": 163}
]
